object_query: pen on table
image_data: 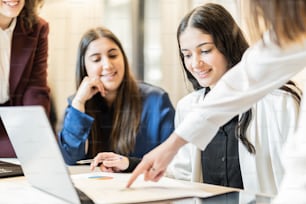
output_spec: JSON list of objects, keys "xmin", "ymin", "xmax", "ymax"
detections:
[
  {"xmin": 76, "ymin": 159, "xmax": 93, "ymax": 165},
  {"xmin": 76, "ymin": 156, "xmax": 123, "ymax": 165}
]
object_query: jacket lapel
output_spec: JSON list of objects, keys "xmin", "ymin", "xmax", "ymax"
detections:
[{"xmin": 9, "ymin": 20, "xmax": 36, "ymax": 95}]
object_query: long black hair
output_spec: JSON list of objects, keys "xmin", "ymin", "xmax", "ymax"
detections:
[{"xmin": 177, "ymin": 3, "xmax": 301, "ymax": 154}]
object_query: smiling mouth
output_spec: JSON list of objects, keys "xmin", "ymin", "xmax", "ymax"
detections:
[
  {"xmin": 197, "ymin": 69, "xmax": 211, "ymax": 77},
  {"xmin": 3, "ymin": 1, "xmax": 19, "ymax": 7},
  {"xmin": 102, "ymin": 72, "xmax": 117, "ymax": 78}
]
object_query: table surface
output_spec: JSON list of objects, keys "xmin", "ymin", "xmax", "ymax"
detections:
[{"xmin": 0, "ymin": 158, "xmax": 272, "ymax": 204}]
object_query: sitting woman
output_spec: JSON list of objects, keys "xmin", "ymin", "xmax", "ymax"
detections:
[
  {"xmin": 165, "ymin": 3, "xmax": 301, "ymax": 196},
  {"xmin": 58, "ymin": 27, "xmax": 175, "ymax": 172}
]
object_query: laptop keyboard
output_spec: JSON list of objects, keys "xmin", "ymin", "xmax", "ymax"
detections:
[{"xmin": 75, "ymin": 187, "xmax": 95, "ymax": 204}]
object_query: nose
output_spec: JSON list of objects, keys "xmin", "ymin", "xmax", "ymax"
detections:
[
  {"xmin": 101, "ymin": 57, "xmax": 112, "ymax": 69},
  {"xmin": 191, "ymin": 55, "xmax": 204, "ymax": 69}
]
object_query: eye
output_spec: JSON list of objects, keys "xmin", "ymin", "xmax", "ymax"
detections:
[
  {"xmin": 91, "ymin": 56, "xmax": 101, "ymax": 62},
  {"xmin": 181, "ymin": 51, "xmax": 191, "ymax": 59},
  {"xmin": 108, "ymin": 54, "xmax": 118, "ymax": 59},
  {"xmin": 201, "ymin": 49, "xmax": 212, "ymax": 54},
  {"xmin": 183, "ymin": 54, "xmax": 191, "ymax": 59}
]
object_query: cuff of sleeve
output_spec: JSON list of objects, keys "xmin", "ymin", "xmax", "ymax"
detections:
[
  {"xmin": 63, "ymin": 106, "xmax": 94, "ymax": 139},
  {"xmin": 122, "ymin": 157, "xmax": 141, "ymax": 173}
]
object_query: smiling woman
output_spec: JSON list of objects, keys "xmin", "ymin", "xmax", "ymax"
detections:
[
  {"xmin": 0, "ymin": 0, "xmax": 50, "ymax": 157},
  {"xmin": 57, "ymin": 27, "xmax": 175, "ymax": 170}
]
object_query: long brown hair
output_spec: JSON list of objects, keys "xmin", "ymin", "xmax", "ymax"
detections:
[
  {"xmin": 244, "ymin": 0, "xmax": 306, "ymax": 47},
  {"xmin": 75, "ymin": 27, "xmax": 142, "ymax": 157},
  {"xmin": 19, "ymin": 0, "xmax": 44, "ymax": 30}
]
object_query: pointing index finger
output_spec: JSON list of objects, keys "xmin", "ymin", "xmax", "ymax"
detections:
[{"xmin": 126, "ymin": 160, "xmax": 151, "ymax": 188}]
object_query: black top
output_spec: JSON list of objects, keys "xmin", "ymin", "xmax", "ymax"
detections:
[
  {"xmin": 201, "ymin": 87, "xmax": 243, "ymax": 189},
  {"xmin": 201, "ymin": 116, "xmax": 243, "ymax": 189}
]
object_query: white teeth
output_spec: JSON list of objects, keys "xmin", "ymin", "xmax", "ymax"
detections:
[
  {"xmin": 197, "ymin": 70, "xmax": 208, "ymax": 75},
  {"xmin": 4, "ymin": 1, "xmax": 18, "ymax": 6},
  {"xmin": 103, "ymin": 72, "xmax": 115, "ymax": 77}
]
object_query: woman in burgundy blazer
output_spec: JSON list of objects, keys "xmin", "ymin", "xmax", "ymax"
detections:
[{"xmin": 0, "ymin": 0, "xmax": 50, "ymax": 157}]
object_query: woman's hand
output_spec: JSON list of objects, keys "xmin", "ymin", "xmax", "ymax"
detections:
[
  {"xmin": 126, "ymin": 133, "xmax": 187, "ymax": 187},
  {"xmin": 90, "ymin": 152, "xmax": 129, "ymax": 173},
  {"xmin": 72, "ymin": 76, "xmax": 107, "ymax": 112}
]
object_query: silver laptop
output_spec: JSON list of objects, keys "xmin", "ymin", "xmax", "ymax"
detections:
[{"xmin": 0, "ymin": 106, "xmax": 93, "ymax": 204}]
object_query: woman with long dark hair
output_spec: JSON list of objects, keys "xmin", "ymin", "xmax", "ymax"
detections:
[
  {"xmin": 58, "ymin": 27, "xmax": 175, "ymax": 171},
  {"xmin": 166, "ymin": 3, "xmax": 301, "ymax": 195}
]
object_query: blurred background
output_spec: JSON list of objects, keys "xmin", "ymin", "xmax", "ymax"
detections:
[{"xmin": 40, "ymin": 0, "xmax": 306, "ymax": 131}]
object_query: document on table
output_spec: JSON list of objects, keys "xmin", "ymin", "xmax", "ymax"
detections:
[{"xmin": 71, "ymin": 172, "xmax": 235, "ymax": 204}]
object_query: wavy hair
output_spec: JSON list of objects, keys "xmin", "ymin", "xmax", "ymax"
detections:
[{"xmin": 19, "ymin": 0, "xmax": 44, "ymax": 30}]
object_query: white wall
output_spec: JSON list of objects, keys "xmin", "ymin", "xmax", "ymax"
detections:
[{"xmin": 40, "ymin": 0, "xmax": 105, "ymax": 127}]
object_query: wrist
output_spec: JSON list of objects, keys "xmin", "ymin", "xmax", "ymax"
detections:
[
  {"xmin": 73, "ymin": 97, "xmax": 85, "ymax": 105},
  {"xmin": 166, "ymin": 133, "xmax": 187, "ymax": 154},
  {"xmin": 72, "ymin": 98, "xmax": 85, "ymax": 112}
]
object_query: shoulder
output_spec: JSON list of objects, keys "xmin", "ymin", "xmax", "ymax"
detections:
[
  {"xmin": 264, "ymin": 86, "xmax": 301, "ymax": 105},
  {"xmin": 177, "ymin": 88, "xmax": 205, "ymax": 108},
  {"xmin": 16, "ymin": 16, "xmax": 49, "ymax": 35},
  {"xmin": 138, "ymin": 82, "xmax": 169, "ymax": 97},
  {"xmin": 255, "ymin": 87, "xmax": 301, "ymax": 116},
  {"xmin": 33, "ymin": 17, "xmax": 49, "ymax": 34}
]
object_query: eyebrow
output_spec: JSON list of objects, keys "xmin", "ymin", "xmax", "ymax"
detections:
[
  {"xmin": 181, "ymin": 42, "xmax": 214, "ymax": 52},
  {"xmin": 88, "ymin": 48, "xmax": 118, "ymax": 58},
  {"xmin": 108, "ymin": 48, "xmax": 118, "ymax": 53}
]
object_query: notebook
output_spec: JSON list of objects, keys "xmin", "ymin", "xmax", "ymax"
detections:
[
  {"xmin": 0, "ymin": 160, "xmax": 23, "ymax": 178},
  {"xmin": 0, "ymin": 106, "xmax": 93, "ymax": 204}
]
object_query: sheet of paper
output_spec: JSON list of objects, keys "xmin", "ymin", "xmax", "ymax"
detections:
[{"xmin": 71, "ymin": 172, "xmax": 234, "ymax": 204}]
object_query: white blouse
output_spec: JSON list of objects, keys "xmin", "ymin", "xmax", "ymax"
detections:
[
  {"xmin": 174, "ymin": 33, "xmax": 306, "ymax": 150},
  {"xmin": 0, "ymin": 18, "xmax": 16, "ymax": 103},
  {"xmin": 172, "ymin": 32, "xmax": 306, "ymax": 203}
]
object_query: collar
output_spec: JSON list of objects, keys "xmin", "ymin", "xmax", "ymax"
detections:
[{"xmin": 0, "ymin": 18, "xmax": 17, "ymax": 33}]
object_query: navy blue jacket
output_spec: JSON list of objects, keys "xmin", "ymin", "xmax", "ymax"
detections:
[{"xmin": 58, "ymin": 83, "xmax": 175, "ymax": 165}]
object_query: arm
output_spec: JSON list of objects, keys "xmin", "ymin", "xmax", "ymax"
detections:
[
  {"xmin": 58, "ymin": 105, "xmax": 94, "ymax": 165},
  {"xmin": 127, "ymin": 37, "xmax": 306, "ymax": 187},
  {"xmin": 176, "ymin": 38, "xmax": 306, "ymax": 150}
]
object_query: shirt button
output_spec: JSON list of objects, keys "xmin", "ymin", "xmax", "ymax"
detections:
[{"xmin": 221, "ymin": 157, "xmax": 225, "ymax": 162}]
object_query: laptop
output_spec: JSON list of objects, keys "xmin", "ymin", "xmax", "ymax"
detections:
[
  {"xmin": 0, "ymin": 106, "xmax": 93, "ymax": 204},
  {"xmin": 0, "ymin": 160, "xmax": 23, "ymax": 178}
]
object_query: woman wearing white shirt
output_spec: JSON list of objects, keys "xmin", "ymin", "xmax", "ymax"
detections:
[
  {"xmin": 165, "ymin": 3, "xmax": 301, "ymax": 196},
  {"xmin": 127, "ymin": 2, "xmax": 306, "ymax": 199}
]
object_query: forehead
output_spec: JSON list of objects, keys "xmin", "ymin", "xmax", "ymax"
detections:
[
  {"xmin": 86, "ymin": 37, "xmax": 120, "ymax": 54},
  {"xmin": 179, "ymin": 27, "xmax": 213, "ymax": 49}
]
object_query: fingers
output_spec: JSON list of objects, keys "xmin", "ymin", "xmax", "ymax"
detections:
[
  {"xmin": 126, "ymin": 159, "xmax": 152, "ymax": 188},
  {"xmin": 99, "ymin": 164, "xmax": 114, "ymax": 173},
  {"xmin": 90, "ymin": 152, "xmax": 126, "ymax": 172},
  {"xmin": 77, "ymin": 76, "xmax": 107, "ymax": 101},
  {"xmin": 90, "ymin": 156, "xmax": 102, "ymax": 171},
  {"xmin": 144, "ymin": 167, "xmax": 165, "ymax": 182},
  {"xmin": 92, "ymin": 77, "xmax": 106, "ymax": 97}
]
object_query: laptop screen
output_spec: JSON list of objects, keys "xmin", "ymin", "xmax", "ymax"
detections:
[{"xmin": 0, "ymin": 106, "xmax": 82, "ymax": 204}]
